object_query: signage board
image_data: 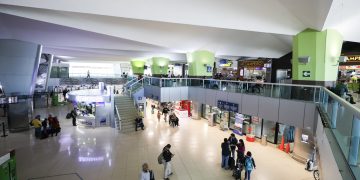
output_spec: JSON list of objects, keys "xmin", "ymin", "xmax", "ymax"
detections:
[
  {"xmin": 239, "ymin": 60, "xmax": 265, "ymax": 68},
  {"xmin": 347, "ymin": 55, "xmax": 360, "ymax": 62},
  {"xmin": 302, "ymin": 71, "xmax": 311, "ymax": 77},
  {"xmin": 217, "ymin": 100, "xmax": 238, "ymax": 112}
]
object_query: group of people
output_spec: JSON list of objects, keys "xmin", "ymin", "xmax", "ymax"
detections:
[
  {"xmin": 140, "ymin": 144, "xmax": 174, "ymax": 180},
  {"xmin": 154, "ymin": 105, "xmax": 180, "ymax": 128},
  {"xmin": 30, "ymin": 114, "xmax": 61, "ymax": 139},
  {"xmin": 221, "ymin": 133, "xmax": 256, "ymax": 180}
]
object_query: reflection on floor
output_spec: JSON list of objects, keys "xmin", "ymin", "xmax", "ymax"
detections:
[{"xmin": 0, "ymin": 104, "xmax": 312, "ymax": 180}]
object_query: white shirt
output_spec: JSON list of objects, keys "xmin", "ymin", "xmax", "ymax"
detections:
[{"xmin": 140, "ymin": 171, "xmax": 150, "ymax": 180}]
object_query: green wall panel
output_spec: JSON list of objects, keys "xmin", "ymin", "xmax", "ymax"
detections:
[
  {"xmin": 187, "ymin": 50, "xmax": 215, "ymax": 77},
  {"xmin": 151, "ymin": 57, "xmax": 169, "ymax": 75},
  {"xmin": 130, "ymin": 59, "xmax": 145, "ymax": 75},
  {"xmin": 292, "ymin": 29, "xmax": 343, "ymax": 82}
]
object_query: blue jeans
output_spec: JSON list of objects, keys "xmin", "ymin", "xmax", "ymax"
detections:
[
  {"xmin": 221, "ymin": 155, "xmax": 229, "ymax": 169},
  {"xmin": 245, "ymin": 170, "xmax": 252, "ymax": 180}
]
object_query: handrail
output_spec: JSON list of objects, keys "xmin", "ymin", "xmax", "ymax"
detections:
[
  {"xmin": 123, "ymin": 77, "xmax": 137, "ymax": 87},
  {"xmin": 143, "ymin": 77, "xmax": 323, "ymax": 88},
  {"xmin": 322, "ymin": 87, "xmax": 360, "ymax": 117},
  {"xmin": 128, "ymin": 78, "xmax": 144, "ymax": 96},
  {"xmin": 114, "ymin": 104, "xmax": 121, "ymax": 131}
]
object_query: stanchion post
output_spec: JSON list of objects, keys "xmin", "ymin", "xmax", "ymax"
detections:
[{"xmin": 1, "ymin": 122, "xmax": 8, "ymax": 137}]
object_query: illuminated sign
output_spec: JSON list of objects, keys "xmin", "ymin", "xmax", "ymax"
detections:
[
  {"xmin": 239, "ymin": 60, "xmax": 265, "ymax": 68},
  {"xmin": 76, "ymin": 96, "xmax": 104, "ymax": 102},
  {"xmin": 347, "ymin": 55, "xmax": 360, "ymax": 62},
  {"xmin": 219, "ymin": 59, "xmax": 233, "ymax": 67}
]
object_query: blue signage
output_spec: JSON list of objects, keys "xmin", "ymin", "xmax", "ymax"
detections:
[{"xmin": 217, "ymin": 100, "xmax": 238, "ymax": 112}]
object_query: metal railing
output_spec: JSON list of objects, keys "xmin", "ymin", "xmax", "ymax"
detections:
[
  {"xmin": 114, "ymin": 104, "xmax": 121, "ymax": 131},
  {"xmin": 317, "ymin": 88, "xmax": 360, "ymax": 179},
  {"xmin": 128, "ymin": 78, "xmax": 144, "ymax": 96},
  {"xmin": 143, "ymin": 77, "xmax": 322, "ymax": 102},
  {"xmin": 69, "ymin": 73, "xmax": 124, "ymax": 78}
]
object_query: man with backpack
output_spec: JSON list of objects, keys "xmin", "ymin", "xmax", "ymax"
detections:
[{"xmin": 244, "ymin": 151, "xmax": 256, "ymax": 180}]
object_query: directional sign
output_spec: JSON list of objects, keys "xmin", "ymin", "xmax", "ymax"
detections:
[{"xmin": 303, "ymin": 71, "xmax": 311, "ymax": 77}]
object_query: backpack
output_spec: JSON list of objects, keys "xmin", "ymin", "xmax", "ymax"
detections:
[
  {"xmin": 245, "ymin": 157, "xmax": 253, "ymax": 170},
  {"xmin": 149, "ymin": 170, "xmax": 155, "ymax": 180},
  {"xmin": 157, "ymin": 152, "xmax": 164, "ymax": 164}
]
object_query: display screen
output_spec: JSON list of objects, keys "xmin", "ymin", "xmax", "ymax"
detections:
[{"xmin": 301, "ymin": 134, "xmax": 309, "ymax": 143}]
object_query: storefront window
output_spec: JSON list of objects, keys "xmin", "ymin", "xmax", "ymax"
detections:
[
  {"xmin": 252, "ymin": 116, "xmax": 262, "ymax": 138},
  {"xmin": 263, "ymin": 120, "xmax": 277, "ymax": 143},
  {"xmin": 229, "ymin": 112, "xmax": 244, "ymax": 135}
]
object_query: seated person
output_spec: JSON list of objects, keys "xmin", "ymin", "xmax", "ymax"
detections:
[{"xmin": 135, "ymin": 116, "xmax": 144, "ymax": 131}]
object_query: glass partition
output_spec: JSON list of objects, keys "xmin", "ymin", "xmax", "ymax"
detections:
[{"xmin": 187, "ymin": 79, "xmax": 203, "ymax": 87}]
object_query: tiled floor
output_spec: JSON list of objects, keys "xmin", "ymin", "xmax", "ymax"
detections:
[{"xmin": 0, "ymin": 104, "xmax": 312, "ymax": 180}]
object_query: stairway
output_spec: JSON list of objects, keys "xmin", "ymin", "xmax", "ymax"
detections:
[{"xmin": 114, "ymin": 95, "xmax": 139, "ymax": 133}]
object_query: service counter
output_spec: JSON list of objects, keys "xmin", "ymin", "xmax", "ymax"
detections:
[{"xmin": 67, "ymin": 85, "xmax": 114, "ymax": 128}]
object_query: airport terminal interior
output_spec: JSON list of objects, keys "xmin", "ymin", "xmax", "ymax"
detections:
[{"xmin": 1, "ymin": 1, "xmax": 360, "ymax": 180}]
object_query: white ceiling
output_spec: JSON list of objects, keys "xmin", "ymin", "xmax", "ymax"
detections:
[{"xmin": 0, "ymin": 0, "xmax": 359, "ymax": 62}]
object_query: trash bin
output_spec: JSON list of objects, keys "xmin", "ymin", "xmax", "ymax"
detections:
[{"xmin": 261, "ymin": 135, "xmax": 267, "ymax": 145}]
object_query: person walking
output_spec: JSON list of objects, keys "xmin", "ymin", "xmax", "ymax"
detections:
[
  {"xmin": 221, "ymin": 138, "xmax": 230, "ymax": 169},
  {"xmin": 62, "ymin": 88, "xmax": 68, "ymax": 101},
  {"xmin": 71, "ymin": 108, "xmax": 77, "ymax": 126},
  {"xmin": 157, "ymin": 111, "xmax": 161, "ymax": 122},
  {"xmin": 139, "ymin": 163, "xmax": 155, "ymax": 180},
  {"xmin": 162, "ymin": 144, "xmax": 174, "ymax": 180},
  {"xmin": 244, "ymin": 151, "xmax": 256, "ymax": 180},
  {"xmin": 228, "ymin": 133, "xmax": 238, "ymax": 158},
  {"xmin": 162, "ymin": 107, "xmax": 169, "ymax": 122},
  {"xmin": 87, "ymin": 70, "xmax": 91, "ymax": 78},
  {"xmin": 151, "ymin": 104, "xmax": 155, "ymax": 114}
]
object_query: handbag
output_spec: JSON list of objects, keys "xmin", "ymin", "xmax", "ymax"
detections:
[
  {"xmin": 157, "ymin": 153, "xmax": 164, "ymax": 164},
  {"xmin": 66, "ymin": 113, "xmax": 71, "ymax": 119}
]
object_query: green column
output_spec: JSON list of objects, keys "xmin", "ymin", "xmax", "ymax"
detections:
[
  {"xmin": 187, "ymin": 50, "xmax": 215, "ymax": 77},
  {"xmin": 292, "ymin": 29, "xmax": 343, "ymax": 86},
  {"xmin": 151, "ymin": 57, "xmax": 169, "ymax": 76},
  {"xmin": 130, "ymin": 59, "xmax": 145, "ymax": 75}
]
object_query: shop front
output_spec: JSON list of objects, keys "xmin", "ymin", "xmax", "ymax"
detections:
[
  {"xmin": 237, "ymin": 59, "xmax": 272, "ymax": 82},
  {"xmin": 201, "ymin": 102, "xmax": 298, "ymax": 145},
  {"xmin": 153, "ymin": 100, "xmax": 192, "ymax": 120},
  {"xmin": 67, "ymin": 83, "xmax": 114, "ymax": 128},
  {"xmin": 214, "ymin": 59, "xmax": 238, "ymax": 80},
  {"xmin": 338, "ymin": 55, "xmax": 360, "ymax": 91}
]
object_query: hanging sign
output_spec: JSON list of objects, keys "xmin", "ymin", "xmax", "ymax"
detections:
[{"xmin": 217, "ymin": 100, "xmax": 239, "ymax": 112}]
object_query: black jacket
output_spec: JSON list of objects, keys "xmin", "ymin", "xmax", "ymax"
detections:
[
  {"xmin": 163, "ymin": 148, "xmax": 173, "ymax": 162},
  {"xmin": 221, "ymin": 142, "xmax": 230, "ymax": 156}
]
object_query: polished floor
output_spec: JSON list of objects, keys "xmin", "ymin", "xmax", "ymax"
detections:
[{"xmin": 0, "ymin": 104, "xmax": 312, "ymax": 180}]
